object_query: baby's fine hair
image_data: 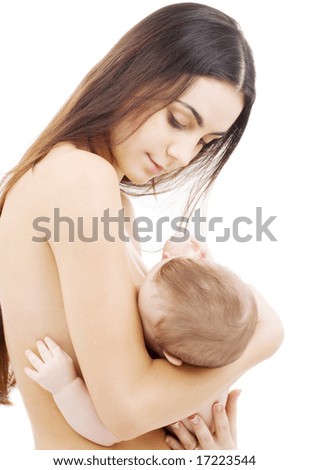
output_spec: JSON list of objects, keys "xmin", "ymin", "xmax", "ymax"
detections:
[{"xmin": 152, "ymin": 258, "xmax": 258, "ymax": 368}]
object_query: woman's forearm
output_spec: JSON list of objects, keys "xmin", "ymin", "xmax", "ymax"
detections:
[
  {"xmin": 97, "ymin": 297, "xmax": 283, "ymax": 440},
  {"xmin": 121, "ymin": 358, "xmax": 245, "ymax": 440}
]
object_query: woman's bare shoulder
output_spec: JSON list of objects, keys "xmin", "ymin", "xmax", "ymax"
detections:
[
  {"xmin": 33, "ymin": 143, "xmax": 119, "ymax": 202},
  {"xmin": 34, "ymin": 143, "xmax": 118, "ymax": 183}
]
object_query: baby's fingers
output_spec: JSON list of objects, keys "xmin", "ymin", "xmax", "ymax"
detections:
[
  {"xmin": 25, "ymin": 349, "xmax": 44, "ymax": 371},
  {"xmin": 44, "ymin": 336, "xmax": 64, "ymax": 357},
  {"xmin": 24, "ymin": 366, "xmax": 40, "ymax": 382},
  {"xmin": 36, "ymin": 339, "xmax": 53, "ymax": 363}
]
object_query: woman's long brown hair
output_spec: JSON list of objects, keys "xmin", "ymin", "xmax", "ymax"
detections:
[{"xmin": 0, "ymin": 2, "xmax": 256, "ymax": 404}]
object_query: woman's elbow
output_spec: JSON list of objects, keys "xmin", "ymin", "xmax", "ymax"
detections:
[
  {"xmin": 96, "ymin": 399, "xmax": 149, "ymax": 441},
  {"xmin": 270, "ymin": 314, "xmax": 285, "ymax": 356},
  {"xmin": 261, "ymin": 310, "xmax": 285, "ymax": 362},
  {"xmin": 249, "ymin": 285, "xmax": 285, "ymax": 360}
]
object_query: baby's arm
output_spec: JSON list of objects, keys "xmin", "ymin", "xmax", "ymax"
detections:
[{"xmin": 24, "ymin": 337, "xmax": 120, "ymax": 446}]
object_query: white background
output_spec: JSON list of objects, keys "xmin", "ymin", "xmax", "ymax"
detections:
[{"xmin": 0, "ymin": 0, "xmax": 308, "ymax": 466}]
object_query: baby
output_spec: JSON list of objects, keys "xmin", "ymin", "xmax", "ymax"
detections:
[
  {"xmin": 138, "ymin": 235, "xmax": 257, "ymax": 368},
  {"xmin": 25, "ymin": 235, "xmax": 257, "ymax": 446}
]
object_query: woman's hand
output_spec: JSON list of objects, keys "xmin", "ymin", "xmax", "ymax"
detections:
[{"xmin": 165, "ymin": 389, "xmax": 240, "ymax": 450}]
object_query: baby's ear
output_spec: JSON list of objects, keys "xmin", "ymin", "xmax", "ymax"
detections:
[
  {"xmin": 163, "ymin": 351, "xmax": 183, "ymax": 366},
  {"xmin": 162, "ymin": 251, "xmax": 172, "ymax": 259}
]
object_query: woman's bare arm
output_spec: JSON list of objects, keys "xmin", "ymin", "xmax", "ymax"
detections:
[
  {"xmin": 24, "ymin": 337, "xmax": 120, "ymax": 446},
  {"xmin": 42, "ymin": 148, "xmax": 283, "ymax": 440}
]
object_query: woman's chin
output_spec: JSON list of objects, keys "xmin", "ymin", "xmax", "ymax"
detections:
[{"xmin": 126, "ymin": 173, "xmax": 154, "ymax": 185}]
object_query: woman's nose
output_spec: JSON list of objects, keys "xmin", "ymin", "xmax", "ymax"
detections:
[{"xmin": 166, "ymin": 139, "xmax": 198, "ymax": 168}]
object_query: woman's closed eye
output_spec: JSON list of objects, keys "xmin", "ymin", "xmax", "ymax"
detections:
[
  {"xmin": 168, "ymin": 112, "xmax": 186, "ymax": 130},
  {"xmin": 168, "ymin": 112, "xmax": 207, "ymax": 147}
]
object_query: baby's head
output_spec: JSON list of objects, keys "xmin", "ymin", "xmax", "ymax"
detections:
[{"xmin": 138, "ymin": 237, "xmax": 258, "ymax": 368}]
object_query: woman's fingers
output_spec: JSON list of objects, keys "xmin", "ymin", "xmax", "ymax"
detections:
[
  {"xmin": 225, "ymin": 389, "xmax": 241, "ymax": 444},
  {"xmin": 212, "ymin": 402, "xmax": 235, "ymax": 449},
  {"xmin": 169, "ymin": 421, "xmax": 197, "ymax": 450},
  {"xmin": 188, "ymin": 414, "xmax": 215, "ymax": 449},
  {"xmin": 166, "ymin": 399, "xmax": 239, "ymax": 451},
  {"xmin": 165, "ymin": 435, "xmax": 185, "ymax": 450}
]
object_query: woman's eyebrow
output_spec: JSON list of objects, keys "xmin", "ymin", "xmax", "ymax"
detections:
[{"xmin": 175, "ymin": 99, "xmax": 227, "ymax": 136}]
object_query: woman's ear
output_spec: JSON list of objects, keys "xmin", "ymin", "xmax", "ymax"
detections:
[
  {"xmin": 163, "ymin": 351, "xmax": 183, "ymax": 366},
  {"xmin": 162, "ymin": 251, "xmax": 172, "ymax": 259}
]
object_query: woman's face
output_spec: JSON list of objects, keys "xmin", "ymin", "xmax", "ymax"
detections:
[{"xmin": 110, "ymin": 77, "xmax": 244, "ymax": 184}]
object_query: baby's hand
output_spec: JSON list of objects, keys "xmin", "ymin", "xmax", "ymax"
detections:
[
  {"xmin": 24, "ymin": 337, "xmax": 77, "ymax": 394},
  {"xmin": 163, "ymin": 234, "xmax": 208, "ymax": 259}
]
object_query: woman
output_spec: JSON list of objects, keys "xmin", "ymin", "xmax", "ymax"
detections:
[{"xmin": 0, "ymin": 3, "xmax": 283, "ymax": 450}]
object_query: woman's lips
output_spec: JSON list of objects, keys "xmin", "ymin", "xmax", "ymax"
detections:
[{"xmin": 147, "ymin": 154, "xmax": 165, "ymax": 175}]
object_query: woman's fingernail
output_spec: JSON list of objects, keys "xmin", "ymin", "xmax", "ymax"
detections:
[
  {"xmin": 189, "ymin": 415, "xmax": 199, "ymax": 424},
  {"xmin": 165, "ymin": 438, "xmax": 170, "ymax": 445},
  {"xmin": 215, "ymin": 403, "xmax": 223, "ymax": 413},
  {"xmin": 171, "ymin": 422, "xmax": 180, "ymax": 429}
]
